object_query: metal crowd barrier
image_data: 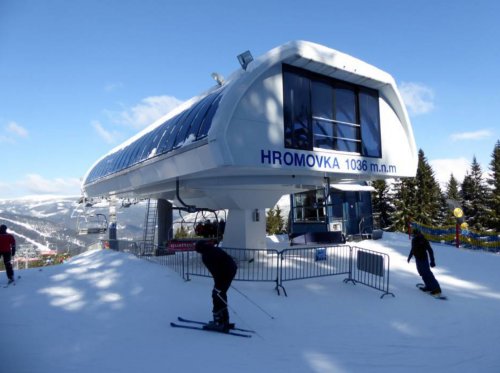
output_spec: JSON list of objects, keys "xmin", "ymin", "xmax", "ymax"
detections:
[
  {"xmin": 184, "ymin": 248, "xmax": 281, "ymax": 290},
  {"xmin": 102, "ymin": 239, "xmax": 394, "ymax": 298},
  {"xmin": 279, "ymin": 245, "xmax": 351, "ymax": 296},
  {"xmin": 345, "ymin": 246, "xmax": 394, "ymax": 298}
]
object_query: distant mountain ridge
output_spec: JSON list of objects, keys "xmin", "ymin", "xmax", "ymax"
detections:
[
  {"xmin": 0, "ymin": 194, "xmax": 291, "ymax": 256},
  {"xmin": 0, "ymin": 196, "xmax": 146, "ymax": 255}
]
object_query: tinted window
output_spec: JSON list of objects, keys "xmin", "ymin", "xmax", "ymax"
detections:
[
  {"xmin": 283, "ymin": 70, "xmax": 312, "ymax": 150},
  {"xmin": 197, "ymin": 91, "xmax": 223, "ymax": 138},
  {"xmin": 283, "ymin": 65, "xmax": 381, "ymax": 158},
  {"xmin": 173, "ymin": 98, "xmax": 208, "ymax": 148},
  {"xmin": 85, "ymin": 86, "xmax": 226, "ymax": 184},
  {"xmin": 187, "ymin": 90, "xmax": 220, "ymax": 141},
  {"xmin": 359, "ymin": 88, "xmax": 381, "ymax": 157}
]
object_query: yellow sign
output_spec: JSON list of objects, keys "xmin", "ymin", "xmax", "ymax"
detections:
[{"xmin": 453, "ymin": 207, "xmax": 464, "ymax": 218}]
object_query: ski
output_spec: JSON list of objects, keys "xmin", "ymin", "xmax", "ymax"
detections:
[
  {"xmin": 416, "ymin": 283, "xmax": 447, "ymax": 300},
  {"xmin": 170, "ymin": 322, "xmax": 252, "ymax": 338},
  {"xmin": 177, "ymin": 317, "xmax": 255, "ymax": 333}
]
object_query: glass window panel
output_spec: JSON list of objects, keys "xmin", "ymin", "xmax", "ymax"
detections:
[
  {"xmin": 102, "ymin": 156, "xmax": 114, "ymax": 177},
  {"xmin": 187, "ymin": 90, "xmax": 220, "ymax": 141},
  {"xmin": 173, "ymin": 99, "xmax": 207, "ymax": 148},
  {"xmin": 294, "ymin": 207, "xmax": 304, "ymax": 221},
  {"xmin": 120, "ymin": 146, "xmax": 134, "ymax": 171},
  {"xmin": 148, "ymin": 126, "xmax": 164, "ymax": 157},
  {"xmin": 304, "ymin": 207, "xmax": 318, "ymax": 221},
  {"xmin": 359, "ymin": 89, "xmax": 381, "ymax": 157},
  {"xmin": 129, "ymin": 136, "xmax": 149, "ymax": 165},
  {"xmin": 283, "ymin": 65, "xmax": 380, "ymax": 157},
  {"xmin": 312, "ymin": 81, "xmax": 333, "ymax": 120},
  {"xmin": 313, "ymin": 121, "xmax": 334, "ymax": 149},
  {"xmin": 337, "ymin": 123, "xmax": 359, "ymax": 140},
  {"xmin": 337, "ymin": 139, "xmax": 359, "ymax": 152},
  {"xmin": 314, "ymin": 120, "xmax": 333, "ymax": 138},
  {"xmin": 294, "ymin": 193, "xmax": 304, "ymax": 207},
  {"xmin": 312, "ymin": 81, "xmax": 334, "ymax": 150},
  {"xmin": 163, "ymin": 109, "xmax": 191, "ymax": 152},
  {"xmin": 198, "ymin": 91, "xmax": 223, "ymax": 139},
  {"xmin": 283, "ymin": 70, "xmax": 312, "ymax": 150},
  {"xmin": 156, "ymin": 116, "xmax": 178, "ymax": 154},
  {"xmin": 136, "ymin": 131, "xmax": 156, "ymax": 162},
  {"xmin": 114, "ymin": 148, "xmax": 128, "ymax": 172},
  {"xmin": 335, "ymin": 85, "xmax": 357, "ymax": 124}
]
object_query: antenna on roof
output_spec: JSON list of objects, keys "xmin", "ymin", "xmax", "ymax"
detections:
[
  {"xmin": 237, "ymin": 50, "xmax": 253, "ymax": 71},
  {"xmin": 211, "ymin": 72, "xmax": 225, "ymax": 86}
]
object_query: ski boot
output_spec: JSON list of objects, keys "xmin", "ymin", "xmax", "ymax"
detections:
[{"xmin": 203, "ymin": 312, "xmax": 231, "ymax": 333}]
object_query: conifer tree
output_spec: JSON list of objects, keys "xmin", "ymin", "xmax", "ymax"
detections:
[
  {"xmin": 443, "ymin": 174, "xmax": 461, "ymax": 226},
  {"xmin": 389, "ymin": 177, "xmax": 417, "ymax": 232},
  {"xmin": 446, "ymin": 174, "xmax": 461, "ymax": 201},
  {"xmin": 372, "ymin": 179, "xmax": 394, "ymax": 229},
  {"xmin": 461, "ymin": 156, "xmax": 490, "ymax": 230},
  {"xmin": 275, "ymin": 205, "xmax": 285, "ymax": 233},
  {"xmin": 413, "ymin": 149, "xmax": 443, "ymax": 226},
  {"xmin": 388, "ymin": 149, "xmax": 444, "ymax": 231},
  {"xmin": 266, "ymin": 205, "xmax": 285, "ymax": 234},
  {"xmin": 486, "ymin": 140, "xmax": 500, "ymax": 231}
]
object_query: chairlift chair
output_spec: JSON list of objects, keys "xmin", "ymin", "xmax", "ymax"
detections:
[{"xmin": 78, "ymin": 213, "xmax": 108, "ymax": 235}]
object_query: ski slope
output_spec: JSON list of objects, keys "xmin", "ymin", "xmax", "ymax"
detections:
[{"xmin": 1, "ymin": 232, "xmax": 499, "ymax": 373}]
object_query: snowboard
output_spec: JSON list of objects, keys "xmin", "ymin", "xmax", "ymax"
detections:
[{"xmin": 416, "ymin": 283, "xmax": 447, "ymax": 300}]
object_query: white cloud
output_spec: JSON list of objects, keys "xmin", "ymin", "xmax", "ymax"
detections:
[
  {"xmin": 19, "ymin": 174, "xmax": 82, "ymax": 195},
  {"xmin": 430, "ymin": 157, "xmax": 470, "ymax": 190},
  {"xmin": 0, "ymin": 175, "xmax": 82, "ymax": 199},
  {"xmin": 116, "ymin": 95, "xmax": 183, "ymax": 129},
  {"xmin": 0, "ymin": 174, "xmax": 82, "ymax": 198},
  {"xmin": 450, "ymin": 129, "xmax": 493, "ymax": 141},
  {"xmin": 6, "ymin": 121, "xmax": 28, "ymax": 137},
  {"xmin": 91, "ymin": 120, "xmax": 121, "ymax": 144},
  {"xmin": 1, "ymin": 121, "xmax": 29, "ymax": 143},
  {"xmin": 399, "ymin": 82, "xmax": 435, "ymax": 116}
]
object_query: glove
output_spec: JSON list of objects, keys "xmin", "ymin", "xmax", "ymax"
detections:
[
  {"xmin": 430, "ymin": 261, "xmax": 435, "ymax": 268},
  {"xmin": 407, "ymin": 256, "xmax": 411, "ymax": 263}
]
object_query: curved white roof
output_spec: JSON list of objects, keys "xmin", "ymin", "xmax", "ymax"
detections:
[{"xmin": 82, "ymin": 40, "xmax": 417, "ymax": 210}]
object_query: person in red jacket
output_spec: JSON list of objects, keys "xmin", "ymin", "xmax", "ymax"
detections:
[{"xmin": 0, "ymin": 224, "xmax": 16, "ymax": 284}]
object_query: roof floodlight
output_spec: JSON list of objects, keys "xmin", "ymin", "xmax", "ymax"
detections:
[
  {"xmin": 237, "ymin": 50, "xmax": 253, "ymax": 71},
  {"xmin": 211, "ymin": 72, "xmax": 225, "ymax": 86}
]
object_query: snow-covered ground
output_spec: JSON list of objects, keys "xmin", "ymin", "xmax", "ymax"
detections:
[{"xmin": 1, "ymin": 232, "xmax": 499, "ymax": 373}]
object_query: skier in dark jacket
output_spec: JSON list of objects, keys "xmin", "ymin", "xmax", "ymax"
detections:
[
  {"xmin": 408, "ymin": 228, "xmax": 441, "ymax": 295},
  {"xmin": 195, "ymin": 240, "xmax": 237, "ymax": 332},
  {"xmin": 0, "ymin": 224, "xmax": 16, "ymax": 284}
]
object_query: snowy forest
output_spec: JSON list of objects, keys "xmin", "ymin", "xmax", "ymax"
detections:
[{"xmin": 372, "ymin": 140, "xmax": 500, "ymax": 233}]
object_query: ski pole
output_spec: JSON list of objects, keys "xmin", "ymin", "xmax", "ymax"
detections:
[{"xmin": 231, "ymin": 285, "xmax": 275, "ymax": 320}]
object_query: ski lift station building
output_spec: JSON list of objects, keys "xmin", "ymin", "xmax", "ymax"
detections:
[{"xmin": 82, "ymin": 41, "xmax": 417, "ymax": 250}]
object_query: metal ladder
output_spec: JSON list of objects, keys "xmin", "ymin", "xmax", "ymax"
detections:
[{"xmin": 142, "ymin": 198, "xmax": 158, "ymax": 255}]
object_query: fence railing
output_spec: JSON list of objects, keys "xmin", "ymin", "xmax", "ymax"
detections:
[
  {"xmin": 102, "ymin": 240, "xmax": 394, "ymax": 298},
  {"xmin": 279, "ymin": 245, "xmax": 351, "ymax": 295},
  {"xmin": 411, "ymin": 222, "xmax": 500, "ymax": 252},
  {"xmin": 347, "ymin": 246, "xmax": 393, "ymax": 298}
]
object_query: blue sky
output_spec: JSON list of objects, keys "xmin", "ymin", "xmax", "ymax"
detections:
[{"xmin": 1, "ymin": 0, "xmax": 499, "ymax": 199}]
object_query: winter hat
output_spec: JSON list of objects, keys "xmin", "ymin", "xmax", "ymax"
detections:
[{"xmin": 0, "ymin": 224, "xmax": 6, "ymax": 234}]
